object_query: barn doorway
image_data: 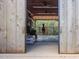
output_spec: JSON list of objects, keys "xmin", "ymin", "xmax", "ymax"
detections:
[{"xmin": 25, "ymin": 0, "xmax": 59, "ymax": 55}]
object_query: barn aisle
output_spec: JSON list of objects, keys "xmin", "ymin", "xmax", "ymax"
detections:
[
  {"xmin": 26, "ymin": 35, "xmax": 58, "ymax": 56},
  {"xmin": 26, "ymin": 42, "xmax": 58, "ymax": 56}
]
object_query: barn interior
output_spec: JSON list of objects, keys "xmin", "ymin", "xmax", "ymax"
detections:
[{"xmin": 25, "ymin": 0, "xmax": 59, "ymax": 54}]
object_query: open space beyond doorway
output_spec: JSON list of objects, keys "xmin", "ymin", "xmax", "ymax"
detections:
[{"xmin": 25, "ymin": 0, "xmax": 59, "ymax": 55}]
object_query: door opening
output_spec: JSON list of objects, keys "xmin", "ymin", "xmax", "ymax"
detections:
[{"xmin": 25, "ymin": 0, "xmax": 59, "ymax": 55}]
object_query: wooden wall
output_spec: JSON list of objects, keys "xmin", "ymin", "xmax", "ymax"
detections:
[
  {"xmin": 6, "ymin": 0, "xmax": 17, "ymax": 53},
  {"xmin": 59, "ymin": 0, "xmax": 79, "ymax": 53},
  {"xmin": 1, "ymin": 0, "xmax": 79, "ymax": 53},
  {"xmin": 0, "ymin": 0, "xmax": 26, "ymax": 53}
]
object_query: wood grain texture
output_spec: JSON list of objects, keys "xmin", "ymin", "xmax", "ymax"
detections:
[
  {"xmin": 0, "ymin": 0, "xmax": 7, "ymax": 53},
  {"xmin": 6, "ymin": 0, "xmax": 17, "ymax": 53},
  {"xmin": 16, "ymin": 0, "xmax": 26, "ymax": 53},
  {"xmin": 60, "ymin": 0, "xmax": 79, "ymax": 53},
  {"xmin": 59, "ymin": 0, "xmax": 67, "ymax": 53},
  {"xmin": 1, "ymin": 0, "xmax": 79, "ymax": 53},
  {"xmin": 75, "ymin": 0, "xmax": 79, "ymax": 53},
  {"xmin": 67, "ymin": 0, "xmax": 75, "ymax": 53}
]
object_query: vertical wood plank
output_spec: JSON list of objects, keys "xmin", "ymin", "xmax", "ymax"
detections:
[
  {"xmin": 59, "ymin": 0, "xmax": 79, "ymax": 53},
  {"xmin": 16, "ymin": 0, "xmax": 26, "ymax": 53},
  {"xmin": 6, "ymin": 0, "xmax": 17, "ymax": 53},
  {"xmin": 59, "ymin": 0, "xmax": 67, "ymax": 53},
  {"xmin": 0, "ymin": 0, "xmax": 7, "ymax": 53},
  {"xmin": 67, "ymin": 0, "xmax": 76, "ymax": 53},
  {"xmin": 75, "ymin": 0, "xmax": 79, "ymax": 53},
  {"xmin": 70, "ymin": 0, "xmax": 77, "ymax": 53}
]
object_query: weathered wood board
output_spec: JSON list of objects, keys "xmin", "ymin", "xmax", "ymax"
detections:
[
  {"xmin": 0, "ymin": 0, "xmax": 26, "ymax": 53},
  {"xmin": 0, "ymin": 0, "xmax": 7, "ymax": 53},
  {"xmin": 75, "ymin": 0, "xmax": 79, "ymax": 53},
  {"xmin": 6, "ymin": 0, "xmax": 17, "ymax": 53},
  {"xmin": 16, "ymin": 0, "xmax": 26, "ymax": 53},
  {"xmin": 59, "ymin": 0, "xmax": 67, "ymax": 53},
  {"xmin": 67, "ymin": 0, "xmax": 75, "ymax": 53}
]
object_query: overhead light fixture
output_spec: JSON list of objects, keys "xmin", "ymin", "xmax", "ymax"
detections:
[{"xmin": 33, "ymin": 6, "xmax": 58, "ymax": 8}]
